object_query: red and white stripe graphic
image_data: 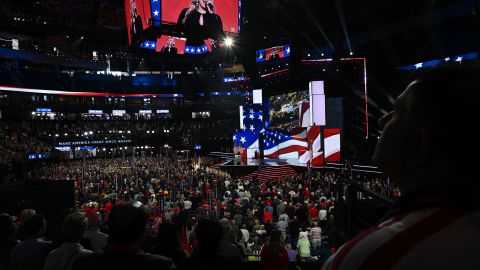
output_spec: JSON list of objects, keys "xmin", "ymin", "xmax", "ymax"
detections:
[
  {"xmin": 307, "ymin": 126, "xmax": 321, "ymax": 152},
  {"xmin": 242, "ymin": 139, "xmax": 259, "ymax": 159},
  {"xmin": 280, "ymin": 128, "xmax": 308, "ymax": 159},
  {"xmin": 263, "ymin": 128, "xmax": 308, "ymax": 159},
  {"xmin": 298, "ymin": 150, "xmax": 312, "ymax": 164},
  {"xmin": 322, "ymin": 207, "xmax": 479, "ymax": 270},
  {"xmin": 299, "ymin": 126, "xmax": 324, "ymax": 166},
  {"xmin": 299, "ymin": 101, "xmax": 310, "ymax": 128},
  {"xmin": 324, "ymin": 128, "xmax": 340, "ymax": 162}
]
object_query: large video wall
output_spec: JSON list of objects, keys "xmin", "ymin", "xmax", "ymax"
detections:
[
  {"xmin": 269, "ymin": 91, "xmax": 343, "ymax": 131},
  {"xmin": 125, "ymin": 0, "xmax": 241, "ymax": 49},
  {"xmin": 269, "ymin": 90, "xmax": 309, "ymax": 129}
]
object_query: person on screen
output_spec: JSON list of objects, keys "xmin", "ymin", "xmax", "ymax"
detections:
[
  {"xmin": 130, "ymin": 0, "xmax": 143, "ymax": 45},
  {"xmin": 177, "ymin": 0, "xmax": 223, "ymax": 48},
  {"xmin": 268, "ymin": 48, "xmax": 280, "ymax": 60},
  {"xmin": 160, "ymin": 37, "xmax": 178, "ymax": 55}
]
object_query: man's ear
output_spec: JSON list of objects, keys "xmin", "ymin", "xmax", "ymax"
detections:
[{"xmin": 406, "ymin": 128, "xmax": 431, "ymax": 169}]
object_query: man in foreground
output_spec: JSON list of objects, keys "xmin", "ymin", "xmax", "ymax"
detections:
[
  {"xmin": 73, "ymin": 203, "xmax": 175, "ymax": 270},
  {"xmin": 323, "ymin": 63, "xmax": 480, "ymax": 269}
]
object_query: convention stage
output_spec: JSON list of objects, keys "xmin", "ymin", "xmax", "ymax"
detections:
[{"xmin": 218, "ymin": 157, "xmax": 310, "ymax": 180}]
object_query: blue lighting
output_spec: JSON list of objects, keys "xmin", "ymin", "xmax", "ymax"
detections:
[
  {"xmin": 398, "ymin": 52, "xmax": 479, "ymax": 71},
  {"xmin": 35, "ymin": 108, "xmax": 52, "ymax": 112},
  {"xmin": 140, "ymin": 41, "xmax": 157, "ymax": 50}
]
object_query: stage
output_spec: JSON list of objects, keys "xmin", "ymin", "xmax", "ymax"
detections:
[{"xmin": 219, "ymin": 157, "xmax": 310, "ymax": 181}]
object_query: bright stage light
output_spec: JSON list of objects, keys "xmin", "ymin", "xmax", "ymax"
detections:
[{"xmin": 224, "ymin": 37, "xmax": 233, "ymax": 47}]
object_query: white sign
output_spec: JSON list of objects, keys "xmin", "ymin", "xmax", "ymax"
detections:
[
  {"xmin": 88, "ymin": 110, "xmax": 103, "ymax": 114},
  {"xmin": 112, "ymin": 110, "xmax": 126, "ymax": 115}
]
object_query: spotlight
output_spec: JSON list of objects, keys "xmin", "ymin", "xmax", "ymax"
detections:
[
  {"xmin": 349, "ymin": 51, "xmax": 354, "ymax": 56},
  {"xmin": 80, "ymin": 36, "xmax": 84, "ymax": 39},
  {"xmin": 224, "ymin": 37, "xmax": 233, "ymax": 47}
]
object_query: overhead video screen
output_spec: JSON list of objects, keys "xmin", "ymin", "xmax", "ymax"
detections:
[
  {"xmin": 140, "ymin": 36, "xmax": 218, "ymax": 54},
  {"xmin": 269, "ymin": 90, "xmax": 344, "ymax": 130},
  {"xmin": 256, "ymin": 44, "xmax": 291, "ymax": 62},
  {"xmin": 125, "ymin": 0, "xmax": 153, "ymax": 45},
  {"xmin": 269, "ymin": 90, "xmax": 309, "ymax": 129},
  {"xmin": 125, "ymin": 0, "xmax": 240, "ymax": 46},
  {"xmin": 162, "ymin": 0, "xmax": 240, "ymax": 34}
]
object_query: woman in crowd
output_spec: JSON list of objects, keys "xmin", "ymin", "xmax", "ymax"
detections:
[
  {"xmin": 297, "ymin": 231, "xmax": 311, "ymax": 262},
  {"xmin": 260, "ymin": 229, "xmax": 289, "ymax": 270}
]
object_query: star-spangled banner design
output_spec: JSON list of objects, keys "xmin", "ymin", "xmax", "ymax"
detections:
[
  {"xmin": 233, "ymin": 102, "xmax": 309, "ymax": 159},
  {"xmin": 150, "ymin": 0, "xmax": 161, "ymax": 26},
  {"xmin": 398, "ymin": 52, "xmax": 479, "ymax": 71},
  {"xmin": 242, "ymin": 104, "xmax": 264, "ymax": 134},
  {"xmin": 140, "ymin": 40, "xmax": 157, "ymax": 50},
  {"xmin": 263, "ymin": 128, "xmax": 308, "ymax": 159},
  {"xmin": 184, "ymin": 44, "xmax": 209, "ymax": 55}
]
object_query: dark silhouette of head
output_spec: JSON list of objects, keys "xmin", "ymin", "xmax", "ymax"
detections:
[
  {"xmin": 373, "ymin": 63, "xmax": 480, "ymax": 192},
  {"xmin": 108, "ymin": 203, "xmax": 148, "ymax": 247},
  {"xmin": 156, "ymin": 221, "xmax": 182, "ymax": 255},
  {"xmin": 194, "ymin": 218, "xmax": 223, "ymax": 255},
  {"xmin": 24, "ymin": 214, "xmax": 46, "ymax": 239},
  {"xmin": 62, "ymin": 212, "xmax": 88, "ymax": 243}
]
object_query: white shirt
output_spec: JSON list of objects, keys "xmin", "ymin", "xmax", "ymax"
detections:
[
  {"xmin": 240, "ymin": 228, "xmax": 250, "ymax": 243},
  {"xmin": 184, "ymin": 200, "xmax": 192, "ymax": 210},
  {"xmin": 319, "ymin": 209, "xmax": 328, "ymax": 221}
]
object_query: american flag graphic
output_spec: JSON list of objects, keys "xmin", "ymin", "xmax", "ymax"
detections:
[
  {"xmin": 263, "ymin": 128, "xmax": 308, "ymax": 159},
  {"xmin": 233, "ymin": 129, "xmax": 259, "ymax": 159},
  {"xmin": 241, "ymin": 104, "xmax": 265, "ymax": 133},
  {"xmin": 233, "ymin": 104, "xmax": 264, "ymax": 158},
  {"xmin": 150, "ymin": 0, "xmax": 161, "ymax": 26}
]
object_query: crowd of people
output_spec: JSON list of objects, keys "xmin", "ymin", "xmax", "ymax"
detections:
[
  {"xmin": 0, "ymin": 149, "xmax": 398, "ymax": 270},
  {"xmin": 0, "ymin": 119, "xmax": 234, "ymax": 157},
  {"xmin": 0, "ymin": 122, "xmax": 52, "ymax": 182}
]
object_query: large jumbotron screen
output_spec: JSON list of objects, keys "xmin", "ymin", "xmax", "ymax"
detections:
[
  {"xmin": 162, "ymin": 0, "xmax": 240, "ymax": 33},
  {"xmin": 269, "ymin": 91, "xmax": 344, "ymax": 130},
  {"xmin": 269, "ymin": 91, "xmax": 309, "ymax": 129},
  {"xmin": 126, "ymin": 0, "xmax": 240, "ymax": 45}
]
